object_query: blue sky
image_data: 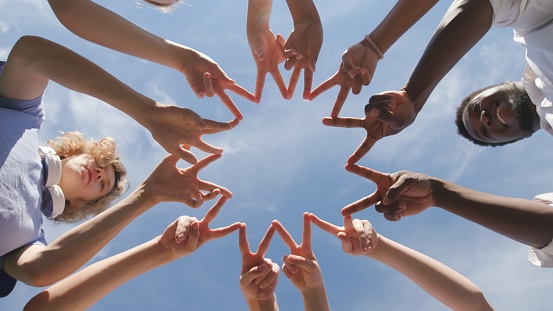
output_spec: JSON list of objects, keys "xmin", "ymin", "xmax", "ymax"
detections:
[{"xmin": 1, "ymin": 0, "xmax": 553, "ymax": 310}]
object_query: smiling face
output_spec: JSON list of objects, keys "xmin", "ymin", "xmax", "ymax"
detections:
[
  {"xmin": 58, "ymin": 154, "xmax": 117, "ymax": 203},
  {"xmin": 455, "ymin": 81, "xmax": 539, "ymax": 146}
]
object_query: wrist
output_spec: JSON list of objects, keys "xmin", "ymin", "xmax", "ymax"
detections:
[
  {"xmin": 361, "ymin": 34, "xmax": 383, "ymax": 60},
  {"xmin": 430, "ymin": 178, "xmax": 447, "ymax": 208},
  {"xmin": 301, "ymin": 285, "xmax": 329, "ymax": 311},
  {"xmin": 130, "ymin": 181, "xmax": 159, "ymax": 208},
  {"xmin": 246, "ymin": 295, "xmax": 278, "ymax": 311}
]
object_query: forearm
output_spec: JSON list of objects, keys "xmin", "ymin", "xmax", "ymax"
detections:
[
  {"xmin": 301, "ymin": 286, "xmax": 330, "ymax": 311},
  {"xmin": 367, "ymin": 236, "xmax": 493, "ymax": 311},
  {"xmin": 367, "ymin": 0, "xmax": 438, "ymax": 55},
  {"xmin": 47, "ymin": 0, "xmax": 194, "ymax": 70},
  {"xmin": 285, "ymin": 0, "xmax": 320, "ymax": 24},
  {"xmin": 24, "ymin": 238, "xmax": 174, "ymax": 311},
  {"xmin": 247, "ymin": 0, "xmax": 273, "ymax": 33},
  {"xmin": 402, "ymin": 0, "xmax": 493, "ymax": 111},
  {"xmin": 11, "ymin": 36, "xmax": 160, "ymax": 127},
  {"xmin": 246, "ymin": 296, "xmax": 279, "ymax": 311},
  {"xmin": 8, "ymin": 184, "xmax": 155, "ymax": 285},
  {"xmin": 433, "ymin": 179, "xmax": 553, "ymax": 248}
]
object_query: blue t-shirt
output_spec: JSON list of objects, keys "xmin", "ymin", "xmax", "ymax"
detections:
[{"xmin": 0, "ymin": 60, "xmax": 47, "ymax": 258}]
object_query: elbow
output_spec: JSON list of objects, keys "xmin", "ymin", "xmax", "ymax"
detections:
[
  {"xmin": 47, "ymin": 0, "xmax": 85, "ymax": 34},
  {"xmin": 24, "ymin": 291, "xmax": 52, "ymax": 311},
  {"xmin": 16, "ymin": 262, "xmax": 58, "ymax": 287},
  {"xmin": 9, "ymin": 35, "xmax": 47, "ymax": 65}
]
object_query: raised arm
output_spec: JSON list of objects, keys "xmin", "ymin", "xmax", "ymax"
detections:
[
  {"xmin": 48, "ymin": 0, "xmax": 255, "ymax": 117},
  {"xmin": 0, "ymin": 36, "xmax": 238, "ymax": 163},
  {"xmin": 309, "ymin": 0, "xmax": 438, "ymax": 116},
  {"xmin": 272, "ymin": 214, "xmax": 330, "ymax": 311},
  {"xmin": 239, "ymin": 224, "xmax": 280, "ymax": 311},
  {"xmin": 24, "ymin": 198, "xmax": 240, "ymax": 311},
  {"xmin": 390, "ymin": 0, "xmax": 493, "ymax": 114},
  {"xmin": 342, "ymin": 164, "xmax": 553, "ymax": 250},
  {"xmin": 309, "ymin": 214, "xmax": 493, "ymax": 311},
  {"xmin": 282, "ymin": 0, "xmax": 322, "ymax": 99},
  {"xmin": 4, "ymin": 154, "xmax": 231, "ymax": 287},
  {"xmin": 246, "ymin": 0, "xmax": 288, "ymax": 102}
]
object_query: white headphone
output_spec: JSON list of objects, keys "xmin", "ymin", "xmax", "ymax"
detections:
[{"xmin": 39, "ymin": 146, "xmax": 65, "ymax": 219}]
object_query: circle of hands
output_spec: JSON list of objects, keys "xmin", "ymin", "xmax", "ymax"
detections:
[{"xmin": 141, "ymin": 4, "xmax": 438, "ymax": 306}]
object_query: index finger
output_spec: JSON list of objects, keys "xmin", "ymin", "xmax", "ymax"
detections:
[
  {"xmin": 346, "ymin": 135, "xmax": 376, "ymax": 165},
  {"xmin": 270, "ymin": 68, "xmax": 290, "ymax": 100},
  {"xmin": 287, "ymin": 67, "xmax": 301, "ymax": 98},
  {"xmin": 256, "ymin": 225, "xmax": 276, "ymax": 256},
  {"xmin": 272, "ymin": 220, "xmax": 298, "ymax": 250},
  {"xmin": 215, "ymin": 88, "xmax": 244, "ymax": 120},
  {"xmin": 239, "ymin": 224, "xmax": 251, "ymax": 256},
  {"xmin": 227, "ymin": 83, "xmax": 257, "ymax": 103},
  {"xmin": 341, "ymin": 192, "xmax": 380, "ymax": 216},
  {"xmin": 202, "ymin": 196, "xmax": 228, "ymax": 224},
  {"xmin": 254, "ymin": 70, "xmax": 267, "ymax": 103},
  {"xmin": 302, "ymin": 213, "xmax": 312, "ymax": 249},
  {"xmin": 209, "ymin": 222, "xmax": 242, "ymax": 240},
  {"xmin": 330, "ymin": 86, "xmax": 351, "ymax": 118},
  {"xmin": 308, "ymin": 74, "xmax": 338, "ymax": 101},
  {"xmin": 321, "ymin": 117, "xmax": 365, "ymax": 129},
  {"xmin": 308, "ymin": 213, "xmax": 341, "ymax": 236},
  {"xmin": 190, "ymin": 153, "xmax": 222, "ymax": 173},
  {"xmin": 302, "ymin": 68, "xmax": 313, "ymax": 100},
  {"xmin": 345, "ymin": 164, "xmax": 386, "ymax": 183}
]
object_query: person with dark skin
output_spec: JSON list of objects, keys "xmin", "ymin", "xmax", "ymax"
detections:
[
  {"xmin": 320, "ymin": 0, "xmax": 553, "ymax": 163},
  {"xmin": 341, "ymin": 163, "xmax": 553, "ymax": 267}
]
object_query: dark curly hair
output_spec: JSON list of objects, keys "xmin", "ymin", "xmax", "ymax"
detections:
[{"xmin": 454, "ymin": 82, "xmax": 530, "ymax": 147}]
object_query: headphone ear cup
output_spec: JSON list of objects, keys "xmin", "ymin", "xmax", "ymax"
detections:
[
  {"xmin": 42, "ymin": 185, "xmax": 65, "ymax": 219},
  {"xmin": 43, "ymin": 153, "xmax": 62, "ymax": 187}
]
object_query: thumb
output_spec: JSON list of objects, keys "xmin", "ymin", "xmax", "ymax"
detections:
[
  {"xmin": 341, "ymin": 52, "xmax": 356, "ymax": 78},
  {"xmin": 253, "ymin": 43, "xmax": 266, "ymax": 61},
  {"xmin": 173, "ymin": 146, "xmax": 197, "ymax": 165},
  {"xmin": 183, "ymin": 221, "xmax": 200, "ymax": 252}
]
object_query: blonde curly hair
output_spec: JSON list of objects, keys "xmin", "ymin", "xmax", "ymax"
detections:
[{"xmin": 47, "ymin": 132, "xmax": 127, "ymax": 223}]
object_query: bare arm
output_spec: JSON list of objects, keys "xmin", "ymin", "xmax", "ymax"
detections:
[
  {"xmin": 343, "ymin": 164, "xmax": 553, "ymax": 249},
  {"xmin": 367, "ymin": 235, "xmax": 493, "ymax": 311},
  {"xmin": 402, "ymin": 0, "xmax": 493, "ymax": 111},
  {"xmin": 5, "ymin": 154, "xmax": 231, "ymax": 287},
  {"xmin": 0, "ymin": 36, "xmax": 239, "ymax": 163},
  {"xmin": 5, "ymin": 185, "xmax": 155, "ymax": 287},
  {"xmin": 368, "ymin": 0, "xmax": 439, "ymax": 56},
  {"xmin": 246, "ymin": 0, "xmax": 288, "ymax": 101},
  {"xmin": 48, "ymin": 0, "xmax": 189, "ymax": 71},
  {"xmin": 309, "ymin": 214, "xmax": 493, "ymax": 311},
  {"xmin": 23, "ymin": 237, "xmax": 175, "ymax": 311},
  {"xmin": 432, "ymin": 179, "xmax": 553, "ymax": 249},
  {"xmin": 23, "ymin": 201, "xmax": 240, "ymax": 311},
  {"xmin": 47, "ymin": 0, "xmax": 255, "ymax": 111}
]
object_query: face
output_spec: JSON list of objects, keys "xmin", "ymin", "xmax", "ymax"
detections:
[
  {"xmin": 462, "ymin": 82, "xmax": 536, "ymax": 144},
  {"xmin": 58, "ymin": 154, "xmax": 116, "ymax": 202}
]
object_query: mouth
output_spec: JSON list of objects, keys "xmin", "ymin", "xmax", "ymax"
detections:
[{"xmin": 496, "ymin": 106, "xmax": 507, "ymax": 125}]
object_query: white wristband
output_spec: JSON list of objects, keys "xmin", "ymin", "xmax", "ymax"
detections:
[{"xmin": 364, "ymin": 34, "xmax": 384, "ymax": 60}]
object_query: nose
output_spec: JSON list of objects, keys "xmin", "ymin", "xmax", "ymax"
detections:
[
  {"xmin": 94, "ymin": 168, "xmax": 105, "ymax": 181},
  {"xmin": 480, "ymin": 110, "xmax": 492, "ymax": 128}
]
